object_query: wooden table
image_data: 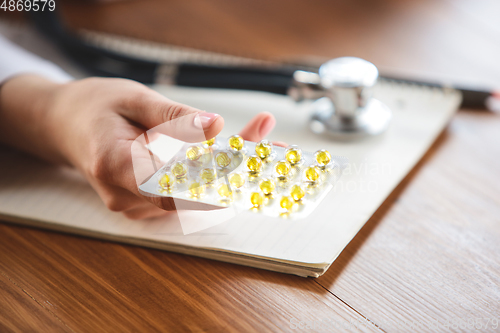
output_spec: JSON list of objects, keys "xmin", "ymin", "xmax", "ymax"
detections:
[{"xmin": 1, "ymin": 1, "xmax": 500, "ymax": 331}]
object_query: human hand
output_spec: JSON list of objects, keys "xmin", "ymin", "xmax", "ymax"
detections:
[{"xmin": 0, "ymin": 75, "xmax": 280, "ymax": 219}]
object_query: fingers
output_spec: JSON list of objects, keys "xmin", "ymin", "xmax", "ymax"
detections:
[
  {"xmin": 127, "ymin": 111, "xmax": 283, "ymax": 213},
  {"xmin": 273, "ymin": 141, "xmax": 288, "ymax": 148},
  {"xmin": 239, "ymin": 112, "xmax": 276, "ymax": 142},
  {"xmin": 88, "ymin": 178, "xmax": 147, "ymax": 212},
  {"xmin": 238, "ymin": 113, "xmax": 287, "ymax": 147},
  {"xmin": 122, "ymin": 204, "xmax": 169, "ymax": 220},
  {"xmin": 119, "ymin": 86, "xmax": 224, "ymax": 142},
  {"xmin": 89, "ymin": 128, "xmax": 223, "ymax": 213},
  {"xmin": 148, "ymin": 195, "xmax": 224, "ymax": 212},
  {"xmin": 88, "ymin": 178, "xmax": 176, "ymax": 219}
]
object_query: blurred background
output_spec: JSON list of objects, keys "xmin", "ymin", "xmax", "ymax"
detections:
[{"xmin": 2, "ymin": 0, "xmax": 500, "ymax": 90}]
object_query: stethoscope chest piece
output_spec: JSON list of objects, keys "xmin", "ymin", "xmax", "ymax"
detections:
[{"xmin": 307, "ymin": 57, "xmax": 392, "ymax": 140}]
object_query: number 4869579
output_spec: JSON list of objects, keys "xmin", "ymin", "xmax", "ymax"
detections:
[{"xmin": 1, "ymin": 0, "xmax": 56, "ymax": 11}]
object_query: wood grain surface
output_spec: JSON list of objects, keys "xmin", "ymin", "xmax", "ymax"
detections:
[
  {"xmin": 0, "ymin": 224, "xmax": 380, "ymax": 332},
  {"xmin": 318, "ymin": 111, "xmax": 500, "ymax": 331},
  {"xmin": 1, "ymin": 0, "xmax": 500, "ymax": 332}
]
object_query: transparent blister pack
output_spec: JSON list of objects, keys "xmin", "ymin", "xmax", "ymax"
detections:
[{"xmin": 139, "ymin": 136, "xmax": 348, "ymax": 219}]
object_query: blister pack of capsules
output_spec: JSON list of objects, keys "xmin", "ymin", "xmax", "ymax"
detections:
[{"xmin": 139, "ymin": 136, "xmax": 348, "ymax": 219}]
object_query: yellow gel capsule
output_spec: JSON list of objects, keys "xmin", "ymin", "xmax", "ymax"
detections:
[
  {"xmin": 285, "ymin": 146, "xmax": 302, "ymax": 165},
  {"xmin": 228, "ymin": 135, "xmax": 244, "ymax": 151},
  {"xmin": 255, "ymin": 140, "xmax": 272, "ymax": 159},
  {"xmin": 189, "ymin": 182, "xmax": 205, "ymax": 197},
  {"xmin": 186, "ymin": 145, "xmax": 203, "ymax": 161},
  {"xmin": 229, "ymin": 173, "xmax": 245, "ymax": 188},
  {"xmin": 305, "ymin": 166, "xmax": 320, "ymax": 182},
  {"xmin": 246, "ymin": 155, "xmax": 263, "ymax": 173},
  {"xmin": 290, "ymin": 184, "xmax": 305, "ymax": 201},
  {"xmin": 217, "ymin": 184, "xmax": 233, "ymax": 198},
  {"xmin": 171, "ymin": 162, "xmax": 188, "ymax": 179},
  {"xmin": 259, "ymin": 178, "xmax": 276, "ymax": 195},
  {"xmin": 159, "ymin": 174, "xmax": 173, "ymax": 189},
  {"xmin": 200, "ymin": 168, "xmax": 217, "ymax": 185},
  {"xmin": 203, "ymin": 137, "xmax": 216, "ymax": 147},
  {"xmin": 280, "ymin": 196, "xmax": 294, "ymax": 211},
  {"xmin": 315, "ymin": 149, "xmax": 332, "ymax": 167},
  {"xmin": 275, "ymin": 160, "xmax": 291, "ymax": 177},
  {"xmin": 215, "ymin": 152, "xmax": 231, "ymax": 168},
  {"xmin": 250, "ymin": 192, "xmax": 263, "ymax": 207}
]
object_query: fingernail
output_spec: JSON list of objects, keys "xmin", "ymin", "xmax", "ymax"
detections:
[
  {"xmin": 259, "ymin": 116, "xmax": 275, "ymax": 137},
  {"xmin": 194, "ymin": 113, "xmax": 220, "ymax": 129}
]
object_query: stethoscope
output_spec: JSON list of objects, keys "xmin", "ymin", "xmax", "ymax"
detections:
[{"xmin": 31, "ymin": 10, "xmax": 491, "ymax": 140}]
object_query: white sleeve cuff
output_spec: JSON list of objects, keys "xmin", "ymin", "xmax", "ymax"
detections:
[{"xmin": 0, "ymin": 34, "xmax": 73, "ymax": 84}]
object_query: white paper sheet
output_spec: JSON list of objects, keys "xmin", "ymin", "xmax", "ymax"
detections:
[{"xmin": 0, "ymin": 81, "xmax": 460, "ymax": 276}]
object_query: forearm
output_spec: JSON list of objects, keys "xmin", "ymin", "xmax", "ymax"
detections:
[{"xmin": 0, "ymin": 74, "xmax": 68, "ymax": 165}]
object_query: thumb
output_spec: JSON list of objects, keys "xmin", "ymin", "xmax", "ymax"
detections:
[{"xmin": 120, "ymin": 87, "xmax": 224, "ymax": 142}]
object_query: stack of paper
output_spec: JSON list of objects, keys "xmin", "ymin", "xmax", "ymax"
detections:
[{"xmin": 0, "ymin": 81, "xmax": 460, "ymax": 277}]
